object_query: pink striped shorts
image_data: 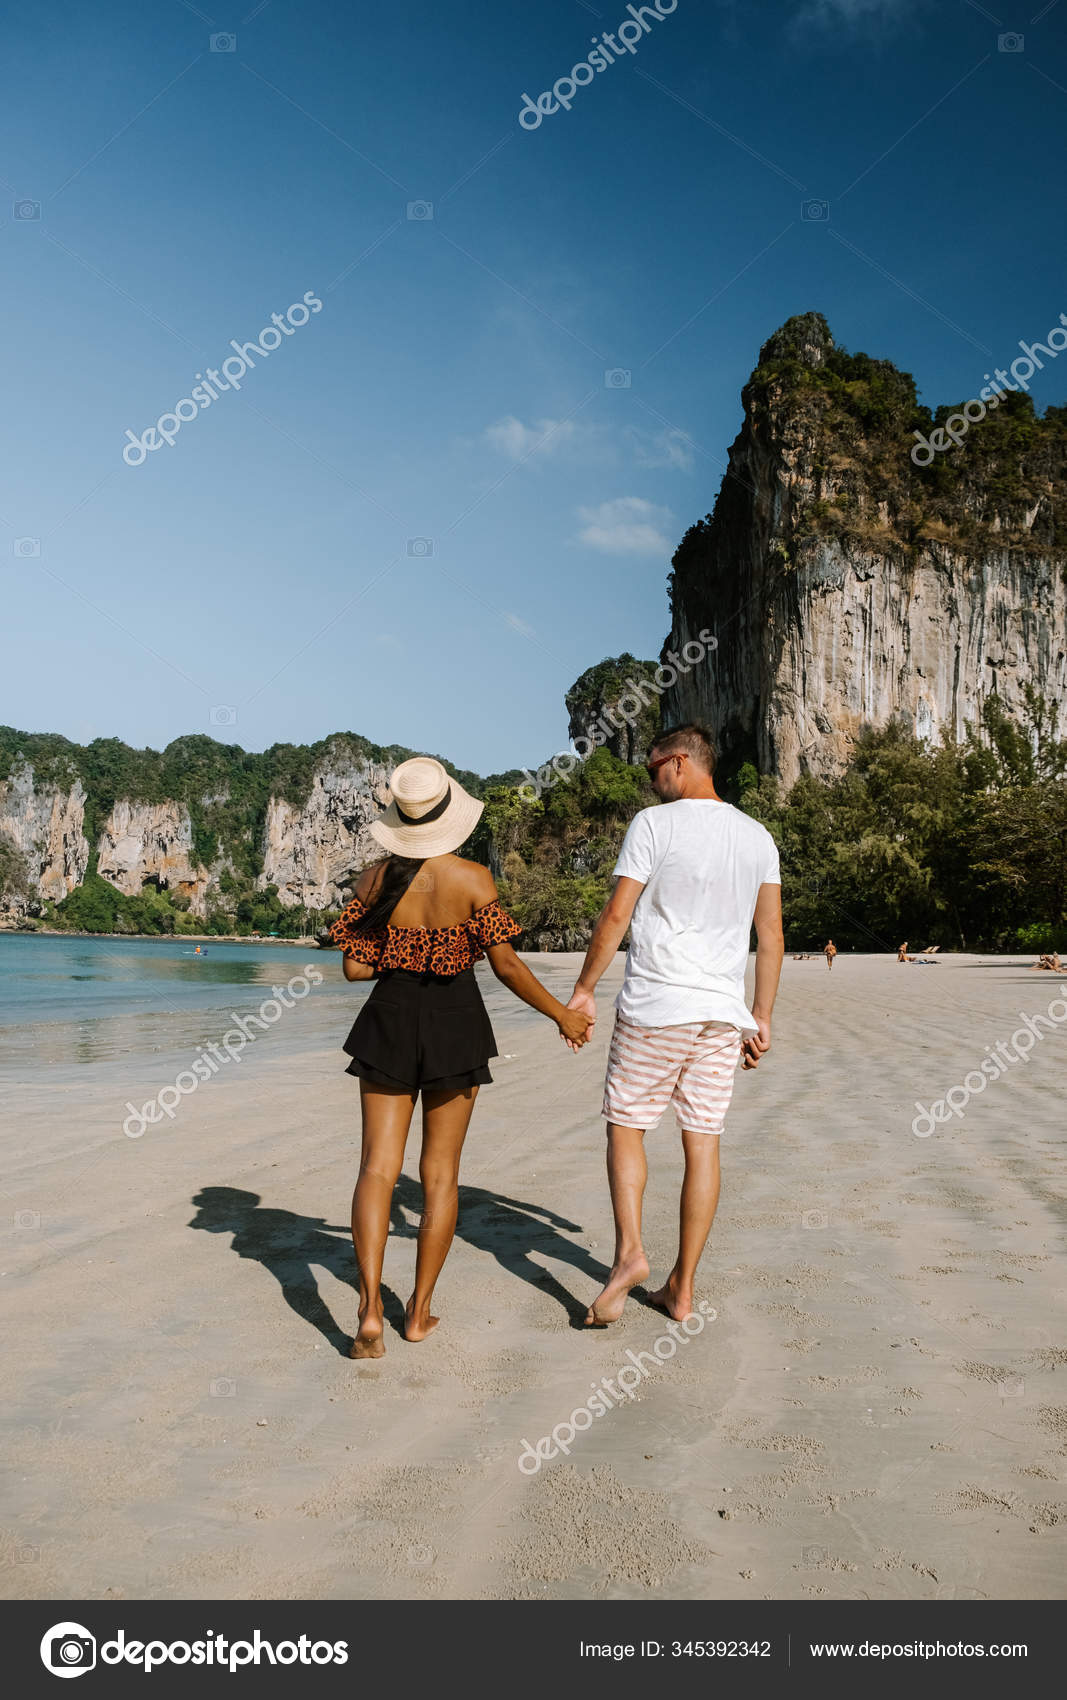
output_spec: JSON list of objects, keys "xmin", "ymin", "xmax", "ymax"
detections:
[{"xmin": 602, "ymin": 1011, "xmax": 742, "ymax": 1135}]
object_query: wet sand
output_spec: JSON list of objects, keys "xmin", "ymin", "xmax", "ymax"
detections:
[{"xmin": 2, "ymin": 952, "xmax": 1065, "ymax": 1600}]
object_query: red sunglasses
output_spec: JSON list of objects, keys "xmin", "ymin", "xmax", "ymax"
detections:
[{"xmin": 645, "ymin": 752, "xmax": 686, "ymax": 778}]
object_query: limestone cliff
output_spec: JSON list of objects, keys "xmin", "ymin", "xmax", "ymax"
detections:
[
  {"xmin": 0, "ymin": 728, "xmax": 471, "ymax": 927},
  {"xmin": 95, "ymin": 800, "xmax": 212, "ymax": 916},
  {"xmin": 662, "ymin": 313, "xmax": 1067, "ymax": 785},
  {"xmin": 257, "ymin": 757, "xmax": 392, "ymax": 910},
  {"xmin": 0, "ymin": 764, "xmax": 89, "ymax": 914},
  {"xmin": 565, "ymin": 654, "xmax": 662, "ymax": 765}
]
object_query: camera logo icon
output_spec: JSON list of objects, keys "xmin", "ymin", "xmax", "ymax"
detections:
[
  {"xmin": 802, "ymin": 1208, "xmax": 827, "ymax": 1230},
  {"xmin": 15, "ymin": 1209, "xmax": 41, "ymax": 1230},
  {"xmin": 802, "ymin": 1545, "xmax": 828, "ymax": 1565},
  {"xmin": 14, "ymin": 538, "xmax": 41, "ymax": 557},
  {"xmin": 14, "ymin": 199, "xmax": 41, "ymax": 220},
  {"xmin": 802, "ymin": 199, "xmax": 830, "ymax": 222},
  {"xmin": 999, "ymin": 1376, "xmax": 1025, "ymax": 1399},
  {"xmin": 407, "ymin": 200, "xmax": 434, "ymax": 221},
  {"xmin": 407, "ymin": 538, "xmax": 435, "ymax": 557},
  {"xmin": 41, "ymin": 1622, "xmax": 96, "ymax": 1678},
  {"xmin": 998, "ymin": 32, "xmax": 1023, "ymax": 52},
  {"xmin": 605, "ymin": 368, "xmax": 631, "ymax": 389},
  {"xmin": 209, "ymin": 705, "xmax": 237, "ymax": 727},
  {"xmin": 210, "ymin": 32, "xmax": 236, "ymax": 52},
  {"xmin": 211, "ymin": 1376, "xmax": 237, "ymax": 1397}
]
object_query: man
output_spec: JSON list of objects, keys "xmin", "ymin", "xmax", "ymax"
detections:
[
  {"xmin": 566, "ymin": 724, "xmax": 784, "ymax": 1326},
  {"xmin": 824, "ymin": 938, "xmax": 837, "ymax": 971}
]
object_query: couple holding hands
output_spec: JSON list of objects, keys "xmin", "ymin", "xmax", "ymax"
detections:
[{"xmin": 330, "ymin": 724, "xmax": 783, "ymax": 1359}]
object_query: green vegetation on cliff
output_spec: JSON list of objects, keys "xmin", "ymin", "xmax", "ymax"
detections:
[
  {"xmin": 747, "ymin": 311, "xmax": 1067, "ymax": 555},
  {"xmin": 0, "ymin": 725, "xmax": 488, "ymax": 936}
]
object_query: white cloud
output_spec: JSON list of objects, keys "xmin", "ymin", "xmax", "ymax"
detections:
[
  {"xmin": 627, "ymin": 426, "xmax": 695, "ymax": 472},
  {"xmin": 575, "ymin": 497, "xmax": 675, "ymax": 556},
  {"xmin": 484, "ymin": 415, "xmax": 579, "ymax": 461}
]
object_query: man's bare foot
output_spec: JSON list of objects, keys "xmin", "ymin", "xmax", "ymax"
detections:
[
  {"xmin": 647, "ymin": 1272, "xmax": 696, "ymax": 1321},
  {"xmin": 350, "ymin": 1303, "xmax": 385, "ymax": 1359},
  {"xmin": 404, "ymin": 1298, "xmax": 440, "ymax": 1342},
  {"xmin": 584, "ymin": 1253, "xmax": 650, "ymax": 1326}
]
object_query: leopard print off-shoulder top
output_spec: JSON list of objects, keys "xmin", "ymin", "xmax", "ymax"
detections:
[{"xmin": 328, "ymin": 894, "xmax": 523, "ymax": 977}]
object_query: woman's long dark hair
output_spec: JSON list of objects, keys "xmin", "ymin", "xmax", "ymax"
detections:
[{"xmin": 351, "ymin": 855, "xmax": 424, "ymax": 933}]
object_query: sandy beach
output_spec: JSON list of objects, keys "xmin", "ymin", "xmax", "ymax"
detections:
[{"xmin": 2, "ymin": 951, "xmax": 1065, "ymax": 1601}]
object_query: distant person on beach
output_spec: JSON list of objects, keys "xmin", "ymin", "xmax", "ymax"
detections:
[
  {"xmin": 824, "ymin": 938, "xmax": 837, "ymax": 971},
  {"xmin": 563, "ymin": 724, "xmax": 784, "ymax": 1327},
  {"xmin": 329, "ymin": 757, "xmax": 592, "ymax": 1359}
]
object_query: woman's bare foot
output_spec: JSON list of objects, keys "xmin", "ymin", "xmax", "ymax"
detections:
[
  {"xmin": 647, "ymin": 1271, "xmax": 696, "ymax": 1321},
  {"xmin": 350, "ymin": 1302, "xmax": 385, "ymax": 1359},
  {"xmin": 404, "ymin": 1298, "xmax": 440, "ymax": 1342},
  {"xmin": 584, "ymin": 1253, "xmax": 650, "ymax": 1326}
]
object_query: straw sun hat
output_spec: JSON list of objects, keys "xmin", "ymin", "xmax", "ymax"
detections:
[{"xmin": 370, "ymin": 756, "xmax": 484, "ymax": 859}]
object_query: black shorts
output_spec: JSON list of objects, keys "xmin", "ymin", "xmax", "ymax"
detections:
[{"xmin": 341, "ymin": 966, "xmax": 498, "ymax": 1094}]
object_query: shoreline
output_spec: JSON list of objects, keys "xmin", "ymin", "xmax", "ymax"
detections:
[{"xmin": 0, "ymin": 926, "xmax": 323, "ymax": 946}]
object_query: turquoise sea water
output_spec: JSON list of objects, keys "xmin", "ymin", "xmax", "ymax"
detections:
[
  {"xmin": 0, "ymin": 934, "xmax": 362, "ymax": 1078},
  {"xmin": 0, "ymin": 934, "xmax": 529, "ymax": 1081}
]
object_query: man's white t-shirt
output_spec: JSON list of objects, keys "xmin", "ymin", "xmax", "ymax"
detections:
[{"xmin": 612, "ymin": 799, "xmax": 781, "ymax": 1033}]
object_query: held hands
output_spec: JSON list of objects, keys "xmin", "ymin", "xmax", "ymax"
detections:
[
  {"xmin": 741, "ymin": 1017, "xmax": 771, "ymax": 1070},
  {"xmin": 558, "ymin": 1007, "xmax": 594, "ymax": 1048},
  {"xmin": 560, "ymin": 986, "xmax": 597, "ymax": 1053}
]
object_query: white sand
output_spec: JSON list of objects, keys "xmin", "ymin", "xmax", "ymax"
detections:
[{"xmin": 2, "ymin": 952, "xmax": 1065, "ymax": 1600}]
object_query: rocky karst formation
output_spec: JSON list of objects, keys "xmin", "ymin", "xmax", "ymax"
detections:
[
  {"xmin": 662, "ymin": 312, "xmax": 1067, "ymax": 785},
  {"xmin": 565, "ymin": 654, "xmax": 662, "ymax": 765},
  {"xmin": 257, "ymin": 757, "xmax": 392, "ymax": 911},
  {"xmin": 0, "ymin": 765, "xmax": 89, "ymax": 904},
  {"xmin": 96, "ymin": 799, "xmax": 212, "ymax": 912},
  {"xmin": 0, "ymin": 734, "xmax": 431, "ymax": 924}
]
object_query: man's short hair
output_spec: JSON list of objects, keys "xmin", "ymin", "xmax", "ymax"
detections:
[{"xmin": 649, "ymin": 722, "xmax": 716, "ymax": 773}]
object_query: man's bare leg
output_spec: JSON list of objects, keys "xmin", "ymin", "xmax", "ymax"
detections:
[
  {"xmin": 585, "ymin": 1122, "xmax": 651, "ymax": 1325},
  {"xmin": 648, "ymin": 1128, "xmax": 720, "ymax": 1321}
]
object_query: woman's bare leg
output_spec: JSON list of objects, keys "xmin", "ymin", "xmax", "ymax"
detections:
[
  {"xmin": 351, "ymin": 1082, "xmax": 416, "ymax": 1358},
  {"xmin": 405, "ymin": 1086, "xmax": 478, "ymax": 1341}
]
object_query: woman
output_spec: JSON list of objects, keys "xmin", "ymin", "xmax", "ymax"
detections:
[{"xmin": 330, "ymin": 756, "xmax": 593, "ymax": 1359}]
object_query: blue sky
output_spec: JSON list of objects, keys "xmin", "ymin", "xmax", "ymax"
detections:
[{"xmin": 2, "ymin": 0, "xmax": 1066, "ymax": 775}]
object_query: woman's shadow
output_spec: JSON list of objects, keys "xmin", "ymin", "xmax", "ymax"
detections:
[{"xmin": 189, "ymin": 1179, "xmax": 622, "ymax": 1354}]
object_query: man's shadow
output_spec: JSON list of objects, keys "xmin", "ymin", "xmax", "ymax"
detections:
[
  {"xmin": 189, "ymin": 1178, "xmax": 623, "ymax": 1353},
  {"xmin": 394, "ymin": 1174, "xmax": 625, "ymax": 1328}
]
